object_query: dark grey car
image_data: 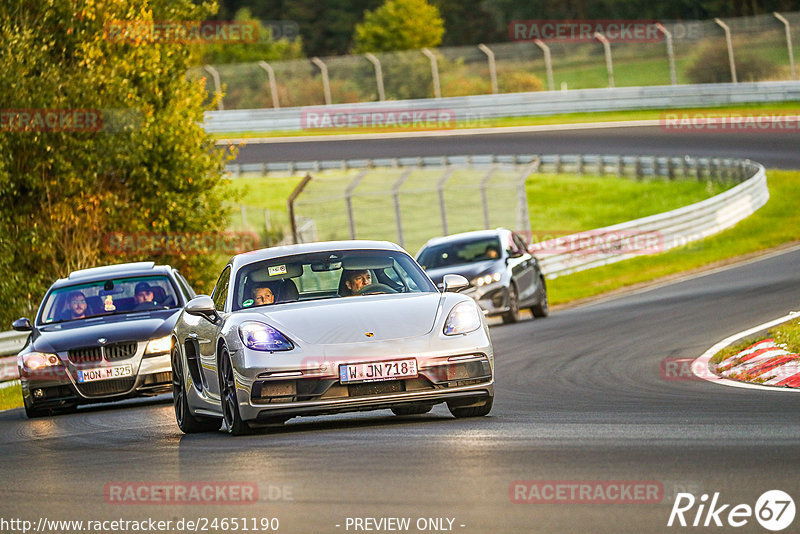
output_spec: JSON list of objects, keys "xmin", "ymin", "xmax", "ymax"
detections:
[
  {"xmin": 416, "ymin": 228, "xmax": 548, "ymax": 324},
  {"xmin": 12, "ymin": 262, "xmax": 196, "ymax": 417}
]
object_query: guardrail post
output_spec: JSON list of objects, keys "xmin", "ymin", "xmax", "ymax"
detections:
[
  {"xmin": 479, "ymin": 168, "xmax": 497, "ymax": 229},
  {"xmin": 345, "ymin": 170, "xmax": 369, "ymax": 239},
  {"xmin": 437, "ymin": 168, "xmax": 455, "ymax": 235},
  {"xmin": 714, "ymin": 18, "xmax": 738, "ymax": 83},
  {"xmin": 534, "ymin": 39, "xmax": 555, "ymax": 91},
  {"xmin": 422, "ymin": 48, "xmax": 442, "ymax": 98},
  {"xmin": 666, "ymin": 157, "xmax": 675, "ymax": 180},
  {"xmin": 364, "ymin": 53, "xmax": 386, "ymax": 101},
  {"xmin": 616, "ymin": 155, "xmax": 623, "ymax": 177},
  {"xmin": 634, "ymin": 156, "xmax": 643, "ymax": 180},
  {"xmin": 311, "ymin": 57, "xmax": 332, "ymax": 105},
  {"xmin": 392, "ymin": 169, "xmax": 413, "ymax": 247},
  {"xmin": 577, "ymin": 154, "xmax": 585, "ymax": 175},
  {"xmin": 203, "ymin": 65, "xmax": 224, "ymax": 110},
  {"xmin": 656, "ymin": 23, "xmax": 677, "ymax": 85},
  {"xmin": 774, "ymin": 12, "xmax": 796, "ymax": 80},
  {"xmin": 287, "ymin": 173, "xmax": 313, "ymax": 244},
  {"xmin": 478, "ymin": 44, "xmax": 499, "ymax": 94},
  {"xmin": 594, "ymin": 32, "xmax": 615, "ymax": 88},
  {"xmin": 257, "ymin": 61, "xmax": 280, "ymax": 109},
  {"xmin": 554, "ymin": 154, "xmax": 562, "ymax": 174}
]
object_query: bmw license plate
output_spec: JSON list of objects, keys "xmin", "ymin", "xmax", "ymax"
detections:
[
  {"xmin": 339, "ymin": 359, "xmax": 417, "ymax": 384},
  {"xmin": 77, "ymin": 364, "xmax": 134, "ymax": 383}
]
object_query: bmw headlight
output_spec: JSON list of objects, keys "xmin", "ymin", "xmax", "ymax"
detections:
[
  {"xmin": 22, "ymin": 352, "xmax": 60, "ymax": 371},
  {"xmin": 443, "ymin": 301, "xmax": 482, "ymax": 336},
  {"xmin": 145, "ymin": 336, "xmax": 172, "ymax": 355},
  {"xmin": 472, "ymin": 271, "xmax": 503, "ymax": 287},
  {"xmin": 239, "ymin": 321, "xmax": 294, "ymax": 352}
]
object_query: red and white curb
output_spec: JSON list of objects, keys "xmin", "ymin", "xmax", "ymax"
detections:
[{"xmin": 693, "ymin": 311, "xmax": 800, "ymax": 392}]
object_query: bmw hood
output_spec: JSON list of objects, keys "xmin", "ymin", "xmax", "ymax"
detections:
[
  {"xmin": 424, "ymin": 260, "xmax": 502, "ymax": 286},
  {"xmin": 32, "ymin": 309, "xmax": 179, "ymax": 353},
  {"xmin": 255, "ymin": 293, "xmax": 442, "ymax": 345}
]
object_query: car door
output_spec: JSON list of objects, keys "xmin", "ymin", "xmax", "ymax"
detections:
[
  {"xmin": 510, "ymin": 232, "xmax": 537, "ymax": 304},
  {"xmin": 196, "ymin": 265, "xmax": 231, "ymax": 400}
]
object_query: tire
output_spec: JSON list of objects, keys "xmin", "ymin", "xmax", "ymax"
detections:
[
  {"xmin": 447, "ymin": 397, "xmax": 493, "ymax": 418},
  {"xmin": 391, "ymin": 404, "xmax": 433, "ymax": 416},
  {"xmin": 501, "ymin": 284, "xmax": 520, "ymax": 324},
  {"xmin": 172, "ymin": 347, "xmax": 220, "ymax": 434},
  {"xmin": 23, "ymin": 397, "xmax": 48, "ymax": 419},
  {"xmin": 530, "ymin": 276, "xmax": 549, "ymax": 318},
  {"xmin": 219, "ymin": 347, "xmax": 252, "ymax": 436}
]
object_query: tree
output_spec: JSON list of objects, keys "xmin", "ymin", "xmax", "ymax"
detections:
[
  {"xmin": 352, "ymin": 0, "xmax": 445, "ymax": 53},
  {"xmin": 201, "ymin": 7, "xmax": 303, "ymax": 64},
  {"xmin": 0, "ymin": 0, "xmax": 235, "ymax": 326}
]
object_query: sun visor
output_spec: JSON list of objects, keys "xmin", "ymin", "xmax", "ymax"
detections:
[
  {"xmin": 249, "ymin": 263, "xmax": 303, "ymax": 281},
  {"xmin": 342, "ymin": 256, "xmax": 394, "ymax": 270}
]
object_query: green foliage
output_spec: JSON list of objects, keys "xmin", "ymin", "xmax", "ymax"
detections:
[
  {"xmin": 686, "ymin": 40, "xmax": 779, "ymax": 84},
  {"xmin": 0, "ymin": 0, "xmax": 236, "ymax": 327},
  {"xmin": 353, "ymin": 0, "xmax": 445, "ymax": 53},
  {"xmin": 200, "ymin": 8, "xmax": 303, "ymax": 65}
]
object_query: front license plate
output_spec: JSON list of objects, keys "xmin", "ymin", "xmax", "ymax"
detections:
[
  {"xmin": 77, "ymin": 364, "xmax": 134, "ymax": 383},
  {"xmin": 339, "ymin": 358, "xmax": 418, "ymax": 384}
]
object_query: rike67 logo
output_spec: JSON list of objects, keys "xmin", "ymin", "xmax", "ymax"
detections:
[{"xmin": 668, "ymin": 490, "xmax": 795, "ymax": 531}]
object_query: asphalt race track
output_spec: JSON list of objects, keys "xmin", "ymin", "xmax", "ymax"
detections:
[{"xmin": 2, "ymin": 128, "xmax": 800, "ymax": 533}]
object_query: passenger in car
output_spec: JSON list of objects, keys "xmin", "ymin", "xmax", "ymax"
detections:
[{"xmin": 65, "ymin": 291, "xmax": 88, "ymax": 320}]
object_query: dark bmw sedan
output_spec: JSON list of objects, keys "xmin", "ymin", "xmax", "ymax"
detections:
[
  {"xmin": 416, "ymin": 228, "xmax": 548, "ymax": 324},
  {"xmin": 12, "ymin": 262, "xmax": 196, "ymax": 417}
]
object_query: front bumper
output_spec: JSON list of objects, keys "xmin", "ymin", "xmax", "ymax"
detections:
[{"xmin": 461, "ymin": 283, "xmax": 511, "ymax": 316}]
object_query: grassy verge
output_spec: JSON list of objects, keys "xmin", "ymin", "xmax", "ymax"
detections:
[
  {"xmin": 710, "ymin": 319, "xmax": 800, "ymax": 366},
  {"xmin": 0, "ymin": 382, "xmax": 21, "ymax": 411},
  {"xmin": 547, "ymin": 170, "xmax": 800, "ymax": 305},
  {"xmin": 212, "ymin": 102, "xmax": 800, "ymax": 139}
]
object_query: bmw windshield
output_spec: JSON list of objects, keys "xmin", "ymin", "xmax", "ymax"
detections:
[{"xmin": 417, "ymin": 237, "xmax": 503, "ymax": 269}]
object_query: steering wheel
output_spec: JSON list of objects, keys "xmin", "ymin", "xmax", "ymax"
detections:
[{"xmin": 354, "ymin": 283, "xmax": 397, "ymax": 295}]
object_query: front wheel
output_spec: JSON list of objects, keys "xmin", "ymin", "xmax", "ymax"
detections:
[
  {"xmin": 172, "ymin": 348, "xmax": 220, "ymax": 434},
  {"xmin": 501, "ymin": 284, "xmax": 520, "ymax": 324},
  {"xmin": 219, "ymin": 347, "xmax": 252, "ymax": 436},
  {"xmin": 530, "ymin": 276, "xmax": 549, "ymax": 318},
  {"xmin": 447, "ymin": 397, "xmax": 493, "ymax": 418},
  {"xmin": 23, "ymin": 397, "xmax": 48, "ymax": 419}
]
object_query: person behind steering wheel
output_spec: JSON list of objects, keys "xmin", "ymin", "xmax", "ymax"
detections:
[{"xmin": 342, "ymin": 269, "xmax": 372, "ymax": 295}]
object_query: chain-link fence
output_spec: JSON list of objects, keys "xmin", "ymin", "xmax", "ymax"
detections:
[{"xmin": 188, "ymin": 11, "xmax": 800, "ymax": 110}]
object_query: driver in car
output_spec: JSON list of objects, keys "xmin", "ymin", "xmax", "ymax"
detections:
[{"xmin": 343, "ymin": 269, "xmax": 372, "ymax": 295}]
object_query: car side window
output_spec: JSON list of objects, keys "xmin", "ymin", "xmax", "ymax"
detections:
[{"xmin": 211, "ymin": 266, "xmax": 232, "ymax": 311}]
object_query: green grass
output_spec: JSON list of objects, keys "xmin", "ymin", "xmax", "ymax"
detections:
[
  {"xmin": 212, "ymin": 102, "xmax": 800, "ymax": 139},
  {"xmin": 547, "ymin": 170, "xmax": 800, "ymax": 305},
  {"xmin": 0, "ymin": 382, "xmax": 21, "ymax": 411},
  {"xmin": 710, "ymin": 319, "xmax": 800, "ymax": 367}
]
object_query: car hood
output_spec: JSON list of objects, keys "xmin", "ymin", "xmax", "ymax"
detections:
[
  {"xmin": 424, "ymin": 260, "xmax": 502, "ymax": 285},
  {"xmin": 254, "ymin": 293, "xmax": 442, "ymax": 345},
  {"xmin": 32, "ymin": 309, "xmax": 180, "ymax": 353}
]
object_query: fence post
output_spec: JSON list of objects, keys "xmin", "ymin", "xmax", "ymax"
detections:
[
  {"xmin": 364, "ymin": 53, "xmax": 386, "ymax": 101},
  {"xmin": 287, "ymin": 174, "xmax": 313, "ymax": 244},
  {"xmin": 714, "ymin": 18, "xmax": 737, "ymax": 83},
  {"xmin": 657, "ymin": 23, "xmax": 677, "ymax": 85},
  {"xmin": 774, "ymin": 12, "xmax": 797, "ymax": 80},
  {"xmin": 311, "ymin": 57, "xmax": 332, "ymax": 105},
  {"xmin": 594, "ymin": 32, "xmax": 615, "ymax": 88},
  {"xmin": 422, "ymin": 48, "xmax": 442, "ymax": 98},
  {"xmin": 345, "ymin": 170, "xmax": 369, "ymax": 239},
  {"xmin": 478, "ymin": 44, "xmax": 498, "ymax": 94},
  {"xmin": 257, "ymin": 61, "xmax": 280, "ymax": 109},
  {"xmin": 392, "ymin": 169, "xmax": 413, "ymax": 247},
  {"xmin": 479, "ymin": 168, "xmax": 497, "ymax": 229},
  {"xmin": 534, "ymin": 39, "xmax": 555, "ymax": 91},
  {"xmin": 203, "ymin": 65, "xmax": 224, "ymax": 110},
  {"xmin": 517, "ymin": 160, "xmax": 538, "ymax": 236},
  {"xmin": 437, "ymin": 168, "xmax": 455, "ymax": 235}
]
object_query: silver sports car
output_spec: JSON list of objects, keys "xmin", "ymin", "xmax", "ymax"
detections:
[{"xmin": 171, "ymin": 241, "xmax": 494, "ymax": 435}]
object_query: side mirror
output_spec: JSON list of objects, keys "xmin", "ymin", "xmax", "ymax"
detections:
[
  {"xmin": 185, "ymin": 296, "xmax": 219, "ymax": 323},
  {"xmin": 12, "ymin": 317, "xmax": 33, "ymax": 332},
  {"xmin": 443, "ymin": 274, "xmax": 469, "ymax": 293}
]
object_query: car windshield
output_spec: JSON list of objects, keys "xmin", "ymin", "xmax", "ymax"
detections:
[
  {"xmin": 417, "ymin": 237, "xmax": 503, "ymax": 269},
  {"xmin": 232, "ymin": 249, "xmax": 437, "ymax": 311},
  {"xmin": 38, "ymin": 275, "xmax": 179, "ymax": 325}
]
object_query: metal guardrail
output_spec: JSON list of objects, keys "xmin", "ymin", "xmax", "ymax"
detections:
[
  {"xmin": 0, "ymin": 331, "xmax": 26, "ymax": 382},
  {"xmin": 204, "ymin": 81, "xmax": 800, "ymax": 133}
]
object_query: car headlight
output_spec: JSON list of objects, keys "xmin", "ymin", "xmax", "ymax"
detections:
[
  {"xmin": 443, "ymin": 301, "xmax": 482, "ymax": 336},
  {"xmin": 22, "ymin": 352, "xmax": 60, "ymax": 371},
  {"xmin": 239, "ymin": 321, "xmax": 294, "ymax": 352},
  {"xmin": 145, "ymin": 336, "xmax": 172, "ymax": 355},
  {"xmin": 472, "ymin": 271, "xmax": 503, "ymax": 287}
]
